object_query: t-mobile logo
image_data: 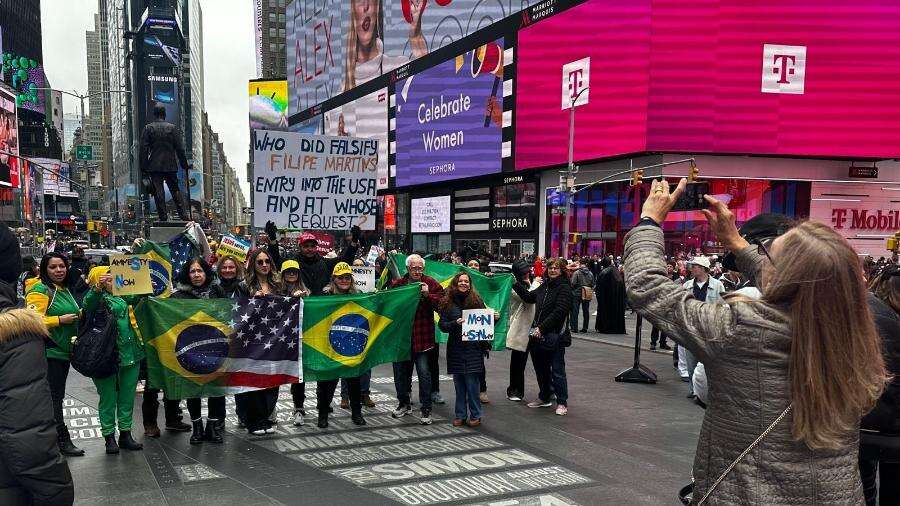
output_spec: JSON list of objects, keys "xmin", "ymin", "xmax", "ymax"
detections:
[
  {"xmin": 562, "ymin": 57, "xmax": 591, "ymax": 109},
  {"xmin": 761, "ymin": 44, "xmax": 806, "ymax": 94}
]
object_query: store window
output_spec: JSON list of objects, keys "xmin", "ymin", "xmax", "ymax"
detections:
[{"xmin": 547, "ymin": 178, "xmax": 811, "ymax": 258}]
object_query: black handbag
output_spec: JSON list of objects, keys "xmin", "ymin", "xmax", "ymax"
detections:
[{"xmin": 71, "ymin": 295, "xmax": 119, "ymax": 379}]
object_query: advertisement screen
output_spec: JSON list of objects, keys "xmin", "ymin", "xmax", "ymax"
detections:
[
  {"xmin": 411, "ymin": 196, "xmax": 451, "ymax": 233},
  {"xmin": 287, "ymin": 0, "xmax": 532, "ymax": 115},
  {"xmin": 0, "ymin": 86, "xmax": 19, "ymax": 188},
  {"xmin": 249, "ymin": 79, "xmax": 288, "ymax": 131},
  {"xmin": 142, "ymin": 17, "xmax": 182, "ymax": 67},
  {"xmin": 516, "ymin": 0, "xmax": 900, "ymax": 170},
  {"xmin": 396, "ymin": 38, "xmax": 504, "ymax": 186},
  {"xmin": 324, "ymin": 88, "xmax": 388, "ymax": 189},
  {"xmin": 289, "ymin": 115, "xmax": 322, "ymax": 134}
]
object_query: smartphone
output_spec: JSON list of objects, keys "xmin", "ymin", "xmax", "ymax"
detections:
[{"xmin": 670, "ymin": 182, "xmax": 710, "ymax": 211}]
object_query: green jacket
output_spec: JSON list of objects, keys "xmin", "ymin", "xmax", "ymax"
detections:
[
  {"xmin": 83, "ymin": 289, "xmax": 145, "ymax": 367},
  {"xmin": 25, "ymin": 282, "xmax": 80, "ymax": 360}
]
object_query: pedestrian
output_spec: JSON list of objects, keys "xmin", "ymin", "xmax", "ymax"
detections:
[
  {"xmin": 390, "ymin": 254, "xmax": 444, "ymax": 424},
  {"xmin": 594, "ymin": 257, "xmax": 626, "ymax": 334},
  {"xmin": 138, "ymin": 103, "xmax": 190, "ymax": 222},
  {"xmin": 0, "ymin": 224, "xmax": 75, "ymax": 504},
  {"xmin": 279, "ymin": 259, "xmax": 312, "ymax": 427},
  {"xmin": 16, "ymin": 255, "xmax": 39, "ymax": 300},
  {"xmin": 513, "ymin": 258, "xmax": 573, "ymax": 416},
  {"xmin": 625, "ymin": 179, "xmax": 887, "ymax": 504},
  {"xmin": 568, "ymin": 260, "xmax": 593, "ymax": 333},
  {"xmin": 316, "ymin": 262, "xmax": 366, "ymax": 428},
  {"xmin": 679, "ymin": 256, "xmax": 725, "ymax": 399},
  {"xmin": 438, "ymin": 272, "xmax": 496, "ymax": 427},
  {"xmin": 295, "ymin": 227, "xmax": 361, "ymax": 296},
  {"xmin": 171, "ymin": 257, "xmax": 225, "ymax": 444},
  {"xmin": 214, "ymin": 255, "xmax": 249, "ymax": 430},
  {"xmin": 25, "ymin": 252, "xmax": 85, "ymax": 457},
  {"xmin": 506, "ymin": 260, "xmax": 539, "ymax": 402}
]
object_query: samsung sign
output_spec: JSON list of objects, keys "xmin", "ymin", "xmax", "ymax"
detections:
[{"xmin": 148, "ymin": 75, "xmax": 178, "ymax": 83}]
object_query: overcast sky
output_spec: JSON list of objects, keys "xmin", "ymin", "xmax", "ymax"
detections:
[{"xmin": 41, "ymin": 0, "xmax": 255, "ymax": 197}]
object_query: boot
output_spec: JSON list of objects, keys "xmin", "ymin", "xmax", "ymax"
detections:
[
  {"xmin": 189, "ymin": 420, "xmax": 204, "ymax": 445},
  {"xmin": 204, "ymin": 419, "xmax": 223, "ymax": 444},
  {"xmin": 58, "ymin": 427, "xmax": 85, "ymax": 457},
  {"xmin": 317, "ymin": 414, "xmax": 328, "ymax": 429},
  {"xmin": 143, "ymin": 422, "xmax": 161, "ymax": 438},
  {"xmin": 351, "ymin": 413, "xmax": 367, "ymax": 426},
  {"xmin": 362, "ymin": 394, "xmax": 376, "ymax": 408},
  {"xmin": 118, "ymin": 430, "xmax": 143, "ymax": 451},
  {"xmin": 105, "ymin": 434, "xmax": 120, "ymax": 454},
  {"xmin": 165, "ymin": 418, "xmax": 191, "ymax": 432}
]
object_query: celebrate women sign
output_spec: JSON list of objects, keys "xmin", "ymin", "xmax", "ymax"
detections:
[{"xmin": 253, "ymin": 130, "xmax": 378, "ymax": 230}]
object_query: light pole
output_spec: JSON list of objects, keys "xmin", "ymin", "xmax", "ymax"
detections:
[{"xmin": 561, "ymin": 86, "xmax": 589, "ymax": 259}]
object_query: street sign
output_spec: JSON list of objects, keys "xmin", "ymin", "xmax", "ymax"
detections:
[{"xmin": 76, "ymin": 145, "xmax": 93, "ymax": 161}]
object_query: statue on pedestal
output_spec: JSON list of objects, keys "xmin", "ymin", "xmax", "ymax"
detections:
[{"xmin": 139, "ymin": 103, "xmax": 190, "ymax": 223}]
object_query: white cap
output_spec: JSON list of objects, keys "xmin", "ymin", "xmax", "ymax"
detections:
[{"xmin": 690, "ymin": 256, "xmax": 711, "ymax": 270}]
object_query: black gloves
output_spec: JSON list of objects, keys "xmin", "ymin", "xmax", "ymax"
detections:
[
  {"xmin": 265, "ymin": 221, "xmax": 278, "ymax": 242},
  {"xmin": 351, "ymin": 225, "xmax": 361, "ymax": 244}
]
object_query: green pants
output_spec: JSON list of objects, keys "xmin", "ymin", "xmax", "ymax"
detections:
[{"xmin": 92, "ymin": 363, "xmax": 140, "ymax": 436}]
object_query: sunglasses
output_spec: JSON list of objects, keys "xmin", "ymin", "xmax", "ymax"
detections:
[
  {"xmin": 256, "ymin": 259, "xmax": 271, "ymax": 266},
  {"xmin": 754, "ymin": 238, "xmax": 775, "ymax": 264}
]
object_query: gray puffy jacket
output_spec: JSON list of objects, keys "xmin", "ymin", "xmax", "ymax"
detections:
[{"xmin": 624, "ymin": 225, "xmax": 863, "ymax": 505}]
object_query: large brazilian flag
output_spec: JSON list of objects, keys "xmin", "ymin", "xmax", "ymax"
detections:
[
  {"xmin": 302, "ymin": 283, "xmax": 420, "ymax": 381},
  {"xmin": 382, "ymin": 254, "xmax": 514, "ymax": 351}
]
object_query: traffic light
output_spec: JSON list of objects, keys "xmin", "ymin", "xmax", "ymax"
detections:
[
  {"xmin": 630, "ymin": 169, "xmax": 644, "ymax": 187},
  {"xmin": 86, "ymin": 220, "xmax": 96, "ymax": 232},
  {"xmin": 688, "ymin": 160, "xmax": 700, "ymax": 182}
]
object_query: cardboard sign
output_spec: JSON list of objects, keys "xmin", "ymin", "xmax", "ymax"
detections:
[
  {"xmin": 216, "ymin": 234, "xmax": 251, "ymax": 263},
  {"xmin": 365, "ymin": 245, "xmax": 384, "ymax": 266},
  {"xmin": 462, "ymin": 309, "xmax": 495, "ymax": 341},
  {"xmin": 352, "ymin": 266, "xmax": 377, "ymax": 293},
  {"xmin": 109, "ymin": 254, "xmax": 154, "ymax": 296}
]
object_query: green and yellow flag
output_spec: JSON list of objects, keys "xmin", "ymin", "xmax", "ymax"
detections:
[
  {"xmin": 301, "ymin": 283, "xmax": 420, "ymax": 381},
  {"xmin": 132, "ymin": 240, "xmax": 173, "ymax": 298}
]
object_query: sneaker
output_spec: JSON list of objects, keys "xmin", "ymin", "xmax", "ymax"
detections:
[
  {"xmin": 420, "ymin": 411, "xmax": 433, "ymax": 425},
  {"xmin": 293, "ymin": 410, "xmax": 305, "ymax": 427},
  {"xmin": 507, "ymin": 394, "xmax": 522, "ymax": 402},
  {"xmin": 527, "ymin": 400, "xmax": 552, "ymax": 408},
  {"xmin": 264, "ymin": 425, "xmax": 276, "ymax": 434},
  {"xmin": 391, "ymin": 404, "xmax": 412, "ymax": 418},
  {"xmin": 340, "ymin": 399, "xmax": 350, "ymax": 410},
  {"xmin": 249, "ymin": 426, "xmax": 266, "ymax": 436},
  {"xmin": 479, "ymin": 392, "xmax": 490, "ymax": 404},
  {"xmin": 452, "ymin": 419, "xmax": 465, "ymax": 427},
  {"xmin": 135, "ymin": 380, "xmax": 145, "ymax": 394},
  {"xmin": 555, "ymin": 405, "xmax": 568, "ymax": 416},
  {"xmin": 431, "ymin": 392, "xmax": 445, "ymax": 405}
]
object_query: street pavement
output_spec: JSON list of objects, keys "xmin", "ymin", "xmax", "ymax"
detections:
[{"xmin": 61, "ymin": 320, "xmax": 700, "ymax": 505}]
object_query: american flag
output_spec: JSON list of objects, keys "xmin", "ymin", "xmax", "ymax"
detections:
[
  {"xmin": 168, "ymin": 232, "xmax": 197, "ymax": 277},
  {"xmin": 226, "ymin": 295, "xmax": 303, "ymax": 388}
]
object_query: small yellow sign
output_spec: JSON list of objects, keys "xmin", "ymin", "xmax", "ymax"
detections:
[
  {"xmin": 216, "ymin": 234, "xmax": 251, "ymax": 263},
  {"xmin": 109, "ymin": 254, "xmax": 154, "ymax": 296}
]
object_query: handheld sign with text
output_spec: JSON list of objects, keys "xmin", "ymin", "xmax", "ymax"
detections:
[
  {"xmin": 352, "ymin": 266, "xmax": 377, "ymax": 293},
  {"xmin": 365, "ymin": 245, "xmax": 384, "ymax": 266},
  {"xmin": 252, "ymin": 130, "xmax": 378, "ymax": 230},
  {"xmin": 215, "ymin": 234, "xmax": 251, "ymax": 263},
  {"xmin": 462, "ymin": 309, "xmax": 495, "ymax": 341},
  {"xmin": 109, "ymin": 254, "xmax": 154, "ymax": 296}
]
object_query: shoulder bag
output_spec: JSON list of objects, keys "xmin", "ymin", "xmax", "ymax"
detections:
[{"xmin": 71, "ymin": 295, "xmax": 119, "ymax": 379}]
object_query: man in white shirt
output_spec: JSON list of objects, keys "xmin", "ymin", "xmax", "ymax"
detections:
[{"xmin": 680, "ymin": 256, "xmax": 725, "ymax": 399}]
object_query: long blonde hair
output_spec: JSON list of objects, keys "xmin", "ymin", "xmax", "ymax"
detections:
[
  {"xmin": 343, "ymin": 0, "xmax": 384, "ymax": 91},
  {"xmin": 762, "ymin": 221, "xmax": 888, "ymax": 450}
]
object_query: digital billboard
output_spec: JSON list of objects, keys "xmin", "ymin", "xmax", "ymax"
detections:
[
  {"xmin": 324, "ymin": 88, "xmax": 389, "ymax": 189},
  {"xmin": 1, "ymin": 51, "xmax": 46, "ymax": 114},
  {"xmin": 0, "ymin": 86, "xmax": 19, "ymax": 188},
  {"xmin": 142, "ymin": 17, "xmax": 182, "ymax": 67},
  {"xmin": 395, "ymin": 38, "xmax": 504, "ymax": 186},
  {"xmin": 286, "ymin": 0, "xmax": 532, "ymax": 116},
  {"xmin": 249, "ymin": 79, "xmax": 288, "ymax": 131}
]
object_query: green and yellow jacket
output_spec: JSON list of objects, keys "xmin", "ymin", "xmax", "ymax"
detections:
[
  {"xmin": 25, "ymin": 282, "xmax": 80, "ymax": 360},
  {"xmin": 83, "ymin": 289, "xmax": 145, "ymax": 367}
]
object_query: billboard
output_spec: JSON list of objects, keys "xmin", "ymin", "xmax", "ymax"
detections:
[
  {"xmin": 516, "ymin": 0, "xmax": 900, "ymax": 170},
  {"xmin": 411, "ymin": 195, "xmax": 451, "ymax": 233},
  {"xmin": 286, "ymin": 0, "xmax": 532, "ymax": 115},
  {"xmin": 31, "ymin": 158, "xmax": 77, "ymax": 197},
  {"xmin": 0, "ymin": 86, "xmax": 19, "ymax": 188},
  {"xmin": 250, "ymin": 79, "xmax": 289, "ymax": 131},
  {"xmin": 289, "ymin": 115, "xmax": 322, "ymax": 134},
  {"xmin": 22, "ymin": 160, "xmax": 43, "ymax": 222},
  {"xmin": 142, "ymin": 17, "xmax": 182, "ymax": 67},
  {"xmin": 395, "ymin": 38, "xmax": 504, "ymax": 186},
  {"xmin": 0, "ymin": 51, "xmax": 46, "ymax": 114},
  {"xmin": 324, "ymin": 88, "xmax": 388, "ymax": 189}
]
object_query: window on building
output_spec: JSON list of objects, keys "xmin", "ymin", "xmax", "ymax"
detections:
[
  {"xmin": 279, "ymin": 28, "xmax": 285, "ymax": 37},
  {"xmin": 278, "ymin": 13, "xmax": 285, "ymax": 22},
  {"xmin": 269, "ymin": 0, "xmax": 276, "ymax": 6},
  {"xmin": 269, "ymin": 12, "xmax": 276, "ymax": 22},
  {"xmin": 269, "ymin": 28, "xmax": 277, "ymax": 37},
  {"xmin": 270, "ymin": 43, "xmax": 277, "ymax": 52}
]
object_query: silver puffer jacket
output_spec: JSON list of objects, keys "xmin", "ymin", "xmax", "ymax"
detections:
[{"xmin": 624, "ymin": 225, "xmax": 863, "ymax": 505}]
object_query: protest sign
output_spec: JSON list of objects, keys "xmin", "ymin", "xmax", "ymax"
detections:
[
  {"xmin": 109, "ymin": 254, "xmax": 154, "ymax": 296},
  {"xmin": 365, "ymin": 245, "xmax": 384, "ymax": 266},
  {"xmin": 462, "ymin": 309, "xmax": 495, "ymax": 341},
  {"xmin": 216, "ymin": 234, "xmax": 251, "ymax": 263},
  {"xmin": 352, "ymin": 266, "xmax": 377, "ymax": 293},
  {"xmin": 252, "ymin": 130, "xmax": 378, "ymax": 230}
]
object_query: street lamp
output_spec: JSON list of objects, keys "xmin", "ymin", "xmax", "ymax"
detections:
[{"xmin": 561, "ymin": 86, "xmax": 589, "ymax": 259}]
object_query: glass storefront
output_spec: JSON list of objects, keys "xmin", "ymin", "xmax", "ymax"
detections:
[{"xmin": 547, "ymin": 178, "xmax": 811, "ymax": 258}]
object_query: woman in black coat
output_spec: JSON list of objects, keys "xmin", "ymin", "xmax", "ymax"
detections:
[{"xmin": 512, "ymin": 257, "xmax": 573, "ymax": 416}]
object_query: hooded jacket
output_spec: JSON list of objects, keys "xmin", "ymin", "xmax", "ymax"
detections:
[
  {"xmin": 0, "ymin": 281, "xmax": 75, "ymax": 505},
  {"xmin": 25, "ymin": 282, "xmax": 80, "ymax": 361}
]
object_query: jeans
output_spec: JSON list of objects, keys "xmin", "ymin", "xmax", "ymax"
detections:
[
  {"xmin": 479, "ymin": 370, "xmax": 487, "ymax": 393},
  {"xmin": 187, "ymin": 396, "xmax": 226, "ymax": 421},
  {"xmin": 319, "ymin": 377, "xmax": 361, "ymax": 418},
  {"xmin": 531, "ymin": 345, "xmax": 568, "ymax": 406},
  {"xmin": 427, "ymin": 346, "xmax": 440, "ymax": 394},
  {"xmin": 507, "ymin": 349, "xmax": 529, "ymax": 398},
  {"xmin": 291, "ymin": 382, "xmax": 306, "ymax": 411},
  {"xmin": 650, "ymin": 326, "xmax": 668, "ymax": 347},
  {"xmin": 93, "ymin": 362, "xmax": 140, "ymax": 436},
  {"xmin": 571, "ymin": 298, "xmax": 590, "ymax": 331},
  {"xmin": 393, "ymin": 351, "xmax": 432, "ymax": 414},
  {"xmin": 859, "ymin": 440, "xmax": 900, "ymax": 506},
  {"xmin": 341, "ymin": 371, "xmax": 370, "ymax": 400},
  {"xmin": 453, "ymin": 373, "xmax": 482, "ymax": 421},
  {"xmin": 45, "ymin": 358, "xmax": 70, "ymax": 438}
]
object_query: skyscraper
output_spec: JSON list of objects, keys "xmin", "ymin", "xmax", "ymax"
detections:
[{"xmin": 254, "ymin": 0, "xmax": 287, "ymax": 79}]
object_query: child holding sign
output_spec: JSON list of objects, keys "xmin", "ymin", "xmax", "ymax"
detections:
[{"xmin": 438, "ymin": 272, "xmax": 499, "ymax": 428}]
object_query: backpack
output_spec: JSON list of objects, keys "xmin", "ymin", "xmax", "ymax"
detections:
[{"xmin": 71, "ymin": 296, "xmax": 119, "ymax": 379}]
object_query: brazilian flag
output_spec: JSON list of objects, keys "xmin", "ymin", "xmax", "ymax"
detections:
[
  {"xmin": 302, "ymin": 284, "xmax": 420, "ymax": 381},
  {"xmin": 132, "ymin": 240, "xmax": 173, "ymax": 298},
  {"xmin": 386, "ymin": 254, "xmax": 513, "ymax": 351}
]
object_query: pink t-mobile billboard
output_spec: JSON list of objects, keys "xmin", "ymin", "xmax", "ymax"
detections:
[{"xmin": 515, "ymin": 0, "xmax": 900, "ymax": 170}]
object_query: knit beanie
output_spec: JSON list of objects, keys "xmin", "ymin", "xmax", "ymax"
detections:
[{"xmin": 0, "ymin": 223, "xmax": 22, "ymax": 285}]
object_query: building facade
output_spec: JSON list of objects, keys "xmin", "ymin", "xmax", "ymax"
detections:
[{"xmin": 254, "ymin": 0, "xmax": 287, "ymax": 79}]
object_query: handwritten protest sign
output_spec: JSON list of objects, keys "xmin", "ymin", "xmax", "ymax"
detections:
[
  {"xmin": 365, "ymin": 245, "xmax": 384, "ymax": 266},
  {"xmin": 352, "ymin": 266, "xmax": 377, "ymax": 293},
  {"xmin": 109, "ymin": 254, "xmax": 153, "ymax": 296},
  {"xmin": 462, "ymin": 309, "xmax": 495, "ymax": 341},
  {"xmin": 216, "ymin": 234, "xmax": 251, "ymax": 263},
  {"xmin": 252, "ymin": 130, "xmax": 378, "ymax": 230}
]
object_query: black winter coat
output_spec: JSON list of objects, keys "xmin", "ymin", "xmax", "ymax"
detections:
[
  {"xmin": 438, "ymin": 297, "xmax": 487, "ymax": 375},
  {"xmin": 170, "ymin": 283, "xmax": 225, "ymax": 299},
  {"xmin": 0, "ymin": 281, "xmax": 74, "ymax": 505},
  {"xmin": 139, "ymin": 120, "xmax": 189, "ymax": 175},
  {"xmin": 513, "ymin": 275, "xmax": 573, "ymax": 335},
  {"xmin": 217, "ymin": 278, "xmax": 248, "ymax": 299},
  {"xmin": 296, "ymin": 243, "xmax": 359, "ymax": 296},
  {"xmin": 861, "ymin": 293, "xmax": 900, "ymax": 434}
]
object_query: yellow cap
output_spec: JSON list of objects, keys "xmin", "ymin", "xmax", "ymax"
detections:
[
  {"xmin": 332, "ymin": 262, "xmax": 352, "ymax": 277},
  {"xmin": 88, "ymin": 266, "xmax": 110, "ymax": 288},
  {"xmin": 281, "ymin": 260, "xmax": 300, "ymax": 272}
]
